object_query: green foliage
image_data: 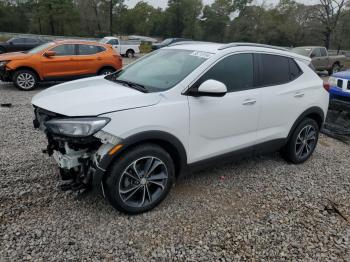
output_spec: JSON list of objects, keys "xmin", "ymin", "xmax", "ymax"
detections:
[
  {"xmin": 0, "ymin": 0, "xmax": 349, "ymax": 49},
  {"xmin": 139, "ymin": 42, "xmax": 152, "ymax": 53}
]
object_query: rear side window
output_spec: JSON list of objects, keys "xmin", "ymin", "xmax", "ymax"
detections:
[
  {"xmin": 50, "ymin": 44, "xmax": 75, "ymax": 56},
  {"xmin": 311, "ymin": 48, "xmax": 322, "ymax": 58},
  {"xmin": 289, "ymin": 59, "xmax": 302, "ymax": 80},
  {"xmin": 78, "ymin": 44, "xmax": 105, "ymax": 55},
  {"xmin": 320, "ymin": 48, "xmax": 327, "ymax": 56},
  {"xmin": 195, "ymin": 53, "xmax": 254, "ymax": 92},
  {"xmin": 107, "ymin": 39, "xmax": 119, "ymax": 45},
  {"xmin": 259, "ymin": 54, "xmax": 290, "ymax": 86}
]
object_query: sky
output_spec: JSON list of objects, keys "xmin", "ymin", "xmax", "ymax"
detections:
[{"xmin": 125, "ymin": 0, "xmax": 319, "ymax": 9}]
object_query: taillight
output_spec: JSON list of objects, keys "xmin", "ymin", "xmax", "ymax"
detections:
[{"xmin": 323, "ymin": 81, "xmax": 330, "ymax": 92}]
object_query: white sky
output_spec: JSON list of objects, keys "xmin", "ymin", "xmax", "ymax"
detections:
[{"xmin": 125, "ymin": 0, "xmax": 319, "ymax": 9}]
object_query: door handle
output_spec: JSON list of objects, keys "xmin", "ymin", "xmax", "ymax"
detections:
[
  {"xmin": 242, "ymin": 99, "xmax": 256, "ymax": 105},
  {"xmin": 294, "ymin": 92, "xmax": 304, "ymax": 98}
]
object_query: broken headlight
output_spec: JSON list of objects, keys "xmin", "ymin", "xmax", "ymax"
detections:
[
  {"xmin": 0, "ymin": 61, "xmax": 9, "ymax": 67},
  {"xmin": 45, "ymin": 117, "xmax": 110, "ymax": 137}
]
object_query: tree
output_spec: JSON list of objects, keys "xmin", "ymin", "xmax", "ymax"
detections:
[{"xmin": 314, "ymin": 0, "xmax": 347, "ymax": 48}]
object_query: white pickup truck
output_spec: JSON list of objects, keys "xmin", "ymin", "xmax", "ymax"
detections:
[{"xmin": 100, "ymin": 37, "xmax": 140, "ymax": 58}]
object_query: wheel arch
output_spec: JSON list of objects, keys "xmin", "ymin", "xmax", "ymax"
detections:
[
  {"xmin": 13, "ymin": 66, "xmax": 41, "ymax": 80},
  {"xmin": 97, "ymin": 65, "xmax": 117, "ymax": 75},
  {"xmin": 287, "ymin": 106, "xmax": 325, "ymax": 140},
  {"xmin": 100, "ymin": 131, "xmax": 188, "ymax": 180}
]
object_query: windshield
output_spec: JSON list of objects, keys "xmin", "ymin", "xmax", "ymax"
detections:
[
  {"xmin": 106, "ymin": 49, "xmax": 212, "ymax": 92},
  {"xmin": 291, "ymin": 47, "xmax": 311, "ymax": 57},
  {"xmin": 27, "ymin": 42, "xmax": 55, "ymax": 54}
]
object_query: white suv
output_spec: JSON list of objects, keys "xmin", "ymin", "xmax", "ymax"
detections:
[{"xmin": 32, "ymin": 42, "xmax": 329, "ymax": 214}]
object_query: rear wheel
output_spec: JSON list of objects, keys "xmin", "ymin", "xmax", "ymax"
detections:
[
  {"xmin": 13, "ymin": 70, "xmax": 38, "ymax": 91},
  {"xmin": 282, "ymin": 118, "xmax": 319, "ymax": 164},
  {"xmin": 126, "ymin": 50, "xmax": 134, "ymax": 58},
  {"xmin": 328, "ymin": 63, "xmax": 341, "ymax": 75},
  {"xmin": 104, "ymin": 144, "xmax": 175, "ymax": 214}
]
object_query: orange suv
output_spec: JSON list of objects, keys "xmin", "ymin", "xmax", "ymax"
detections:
[{"xmin": 0, "ymin": 40, "xmax": 122, "ymax": 90}]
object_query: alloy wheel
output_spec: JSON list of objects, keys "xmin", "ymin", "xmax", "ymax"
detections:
[
  {"xmin": 118, "ymin": 157, "xmax": 168, "ymax": 208},
  {"xmin": 16, "ymin": 73, "xmax": 35, "ymax": 90},
  {"xmin": 295, "ymin": 125, "xmax": 317, "ymax": 159}
]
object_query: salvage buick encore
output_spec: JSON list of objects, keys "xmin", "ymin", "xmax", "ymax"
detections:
[{"xmin": 32, "ymin": 42, "xmax": 329, "ymax": 214}]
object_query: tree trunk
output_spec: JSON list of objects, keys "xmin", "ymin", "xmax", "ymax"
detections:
[
  {"xmin": 109, "ymin": 0, "xmax": 113, "ymax": 35},
  {"xmin": 324, "ymin": 30, "xmax": 331, "ymax": 49}
]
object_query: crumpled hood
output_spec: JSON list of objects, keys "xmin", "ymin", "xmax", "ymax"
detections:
[
  {"xmin": 0, "ymin": 51, "xmax": 33, "ymax": 61},
  {"xmin": 31, "ymin": 76, "xmax": 162, "ymax": 116}
]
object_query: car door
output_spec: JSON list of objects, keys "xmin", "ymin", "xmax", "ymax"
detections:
[
  {"xmin": 41, "ymin": 44, "xmax": 79, "ymax": 79},
  {"xmin": 8, "ymin": 38, "xmax": 27, "ymax": 52},
  {"xmin": 256, "ymin": 53, "xmax": 307, "ymax": 146},
  {"xmin": 23, "ymin": 38, "xmax": 40, "ymax": 50},
  {"xmin": 75, "ymin": 44, "xmax": 106, "ymax": 75},
  {"xmin": 311, "ymin": 48, "xmax": 325, "ymax": 70},
  {"xmin": 107, "ymin": 39, "xmax": 121, "ymax": 54},
  {"xmin": 187, "ymin": 53, "xmax": 261, "ymax": 163}
]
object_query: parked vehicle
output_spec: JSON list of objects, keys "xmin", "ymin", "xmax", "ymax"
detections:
[
  {"xmin": 32, "ymin": 42, "xmax": 329, "ymax": 214},
  {"xmin": 0, "ymin": 40, "xmax": 122, "ymax": 90},
  {"xmin": 100, "ymin": 37, "xmax": 140, "ymax": 58},
  {"xmin": 151, "ymin": 38, "xmax": 192, "ymax": 50},
  {"xmin": 0, "ymin": 37, "xmax": 47, "ymax": 54},
  {"xmin": 291, "ymin": 46, "xmax": 345, "ymax": 75},
  {"xmin": 328, "ymin": 71, "xmax": 350, "ymax": 111}
]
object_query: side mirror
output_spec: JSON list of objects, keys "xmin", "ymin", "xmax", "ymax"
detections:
[
  {"xmin": 44, "ymin": 51, "xmax": 56, "ymax": 57},
  {"xmin": 189, "ymin": 79, "xmax": 227, "ymax": 97}
]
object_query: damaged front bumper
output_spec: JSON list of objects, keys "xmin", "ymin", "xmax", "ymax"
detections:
[
  {"xmin": 0, "ymin": 65, "xmax": 12, "ymax": 82},
  {"xmin": 33, "ymin": 107, "xmax": 122, "ymax": 194}
]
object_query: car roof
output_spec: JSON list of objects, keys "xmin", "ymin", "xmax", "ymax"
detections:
[
  {"xmin": 165, "ymin": 42, "xmax": 311, "ymax": 62},
  {"xmin": 52, "ymin": 39, "xmax": 104, "ymax": 46}
]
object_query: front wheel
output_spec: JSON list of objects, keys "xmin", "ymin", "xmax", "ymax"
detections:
[
  {"xmin": 13, "ymin": 70, "xmax": 38, "ymax": 91},
  {"xmin": 282, "ymin": 118, "xmax": 319, "ymax": 164},
  {"xmin": 104, "ymin": 144, "xmax": 175, "ymax": 214}
]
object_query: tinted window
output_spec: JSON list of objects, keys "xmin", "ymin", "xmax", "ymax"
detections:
[
  {"xmin": 25, "ymin": 38, "xmax": 39, "ymax": 44},
  {"xmin": 259, "ymin": 54, "xmax": 290, "ymax": 86},
  {"xmin": 10, "ymin": 38, "xmax": 26, "ymax": 44},
  {"xmin": 289, "ymin": 59, "xmax": 302, "ymax": 80},
  {"xmin": 311, "ymin": 48, "xmax": 322, "ymax": 57},
  {"xmin": 50, "ymin": 44, "xmax": 75, "ymax": 56},
  {"xmin": 320, "ymin": 48, "xmax": 327, "ymax": 56},
  {"xmin": 78, "ymin": 44, "xmax": 105, "ymax": 55},
  {"xmin": 196, "ymin": 54, "xmax": 254, "ymax": 92}
]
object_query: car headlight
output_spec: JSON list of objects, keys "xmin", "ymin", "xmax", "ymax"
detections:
[
  {"xmin": 0, "ymin": 61, "xmax": 9, "ymax": 67},
  {"xmin": 45, "ymin": 117, "xmax": 110, "ymax": 137},
  {"xmin": 328, "ymin": 77, "xmax": 337, "ymax": 87}
]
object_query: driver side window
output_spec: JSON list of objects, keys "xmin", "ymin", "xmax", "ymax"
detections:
[
  {"xmin": 195, "ymin": 53, "xmax": 254, "ymax": 93},
  {"xmin": 50, "ymin": 44, "xmax": 76, "ymax": 56}
]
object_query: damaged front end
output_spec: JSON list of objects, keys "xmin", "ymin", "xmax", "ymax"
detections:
[{"xmin": 33, "ymin": 107, "xmax": 121, "ymax": 194}]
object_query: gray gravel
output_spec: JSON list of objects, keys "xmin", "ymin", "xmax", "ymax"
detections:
[{"xmin": 1, "ymin": 65, "xmax": 350, "ymax": 260}]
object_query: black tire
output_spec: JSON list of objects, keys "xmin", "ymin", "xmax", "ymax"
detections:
[
  {"xmin": 104, "ymin": 144, "xmax": 175, "ymax": 214},
  {"xmin": 126, "ymin": 50, "xmax": 134, "ymax": 58},
  {"xmin": 98, "ymin": 68, "xmax": 116, "ymax": 76},
  {"xmin": 13, "ymin": 69, "xmax": 38, "ymax": 91},
  {"xmin": 328, "ymin": 63, "xmax": 341, "ymax": 76},
  {"xmin": 282, "ymin": 118, "xmax": 319, "ymax": 164}
]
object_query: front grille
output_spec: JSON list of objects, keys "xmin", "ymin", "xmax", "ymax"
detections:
[
  {"xmin": 331, "ymin": 94, "xmax": 350, "ymax": 103},
  {"xmin": 337, "ymin": 79, "xmax": 343, "ymax": 88}
]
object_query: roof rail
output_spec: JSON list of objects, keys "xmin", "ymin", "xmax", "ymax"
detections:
[
  {"xmin": 169, "ymin": 41, "xmax": 217, "ymax": 47},
  {"xmin": 218, "ymin": 42, "xmax": 289, "ymax": 51}
]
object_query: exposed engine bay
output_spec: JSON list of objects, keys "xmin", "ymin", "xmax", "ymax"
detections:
[{"xmin": 33, "ymin": 107, "xmax": 119, "ymax": 194}]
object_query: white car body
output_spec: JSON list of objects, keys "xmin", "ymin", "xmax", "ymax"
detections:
[
  {"xmin": 100, "ymin": 37, "xmax": 140, "ymax": 57},
  {"xmin": 32, "ymin": 42, "xmax": 329, "ymax": 213}
]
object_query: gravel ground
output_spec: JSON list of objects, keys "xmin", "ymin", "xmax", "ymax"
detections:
[{"xmin": 0, "ymin": 64, "xmax": 350, "ymax": 261}]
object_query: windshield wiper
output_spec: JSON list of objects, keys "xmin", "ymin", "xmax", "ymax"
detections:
[{"xmin": 110, "ymin": 79, "xmax": 149, "ymax": 93}]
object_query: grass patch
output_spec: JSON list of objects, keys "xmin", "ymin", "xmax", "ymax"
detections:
[{"xmin": 140, "ymin": 42, "xmax": 152, "ymax": 53}]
